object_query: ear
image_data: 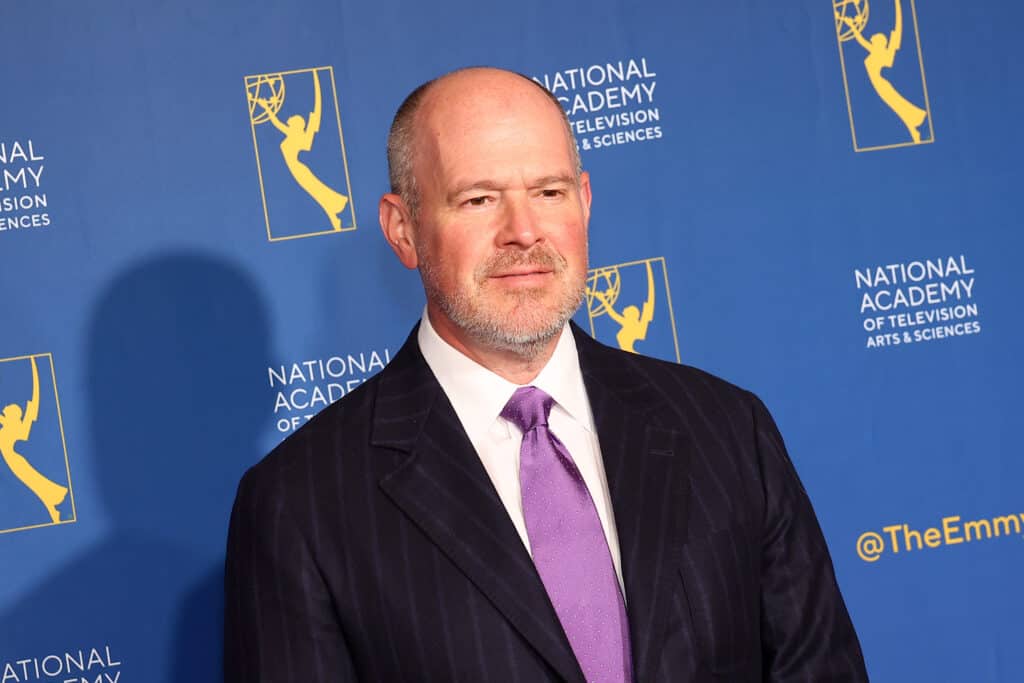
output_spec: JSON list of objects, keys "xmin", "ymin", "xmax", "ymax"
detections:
[
  {"xmin": 378, "ymin": 193, "xmax": 419, "ymax": 269},
  {"xmin": 578, "ymin": 170, "xmax": 592, "ymax": 225}
]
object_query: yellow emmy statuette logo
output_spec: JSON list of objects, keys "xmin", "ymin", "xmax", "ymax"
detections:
[
  {"xmin": 0, "ymin": 353, "xmax": 75, "ymax": 534},
  {"xmin": 585, "ymin": 257, "xmax": 680, "ymax": 362},
  {"xmin": 245, "ymin": 66, "xmax": 357, "ymax": 241},
  {"xmin": 834, "ymin": 0, "xmax": 934, "ymax": 151}
]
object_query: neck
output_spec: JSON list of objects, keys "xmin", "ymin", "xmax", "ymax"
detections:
[{"xmin": 426, "ymin": 305, "xmax": 561, "ymax": 385}]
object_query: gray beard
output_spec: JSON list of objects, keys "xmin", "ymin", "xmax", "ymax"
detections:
[
  {"xmin": 419, "ymin": 247, "xmax": 585, "ymax": 360},
  {"xmin": 434, "ymin": 284, "xmax": 583, "ymax": 359}
]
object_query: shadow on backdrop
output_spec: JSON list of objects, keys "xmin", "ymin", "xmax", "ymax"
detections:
[{"xmin": 1, "ymin": 251, "xmax": 271, "ymax": 682}]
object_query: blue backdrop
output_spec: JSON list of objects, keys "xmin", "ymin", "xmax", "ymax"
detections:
[{"xmin": 2, "ymin": 1, "xmax": 1021, "ymax": 680}]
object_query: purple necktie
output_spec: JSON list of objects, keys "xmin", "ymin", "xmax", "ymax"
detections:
[{"xmin": 502, "ymin": 386, "xmax": 633, "ymax": 683}]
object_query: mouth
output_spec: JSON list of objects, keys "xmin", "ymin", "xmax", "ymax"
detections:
[
  {"xmin": 490, "ymin": 267, "xmax": 553, "ymax": 278},
  {"xmin": 489, "ymin": 267, "xmax": 553, "ymax": 281},
  {"xmin": 480, "ymin": 246, "xmax": 565, "ymax": 288}
]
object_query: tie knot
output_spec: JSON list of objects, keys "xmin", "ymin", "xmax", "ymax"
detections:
[{"xmin": 501, "ymin": 386, "xmax": 553, "ymax": 432}]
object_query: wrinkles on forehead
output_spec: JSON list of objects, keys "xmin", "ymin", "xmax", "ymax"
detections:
[{"xmin": 409, "ymin": 70, "xmax": 578, "ymax": 207}]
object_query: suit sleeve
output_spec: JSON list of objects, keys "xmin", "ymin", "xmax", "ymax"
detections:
[
  {"xmin": 224, "ymin": 468, "xmax": 358, "ymax": 682},
  {"xmin": 749, "ymin": 393, "xmax": 869, "ymax": 682}
]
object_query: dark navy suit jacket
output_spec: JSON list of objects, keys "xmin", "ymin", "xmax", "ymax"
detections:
[{"xmin": 224, "ymin": 324, "xmax": 868, "ymax": 682}]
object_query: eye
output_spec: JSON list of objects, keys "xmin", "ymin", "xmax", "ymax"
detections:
[
  {"xmin": 540, "ymin": 188, "xmax": 565, "ymax": 199},
  {"xmin": 463, "ymin": 195, "xmax": 493, "ymax": 207}
]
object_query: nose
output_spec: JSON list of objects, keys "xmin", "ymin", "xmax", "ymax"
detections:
[{"xmin": 496, "ymin": 194, "xmax": 541, "ymax": 249}]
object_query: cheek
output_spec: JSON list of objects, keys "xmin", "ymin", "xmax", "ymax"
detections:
[
  {"xmin": 555, "ymin": 226, "xmax": 589, "ymax": 269},
  {"xmin": 426, "ymin": 236, "xmax": 489, "ymax": 287}
]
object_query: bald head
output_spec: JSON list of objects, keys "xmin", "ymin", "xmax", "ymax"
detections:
[{"xmin": 386, "ymin": 67, "xmax": 581, "ymax": 217}]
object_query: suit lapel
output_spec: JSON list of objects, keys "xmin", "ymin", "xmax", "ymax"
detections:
[
  {"xmin": 574, "ymin": 325, "xmax": 692, "ymax": 683},
  {"xmin": 373, "ymin": 328, "xmax": 585, "ymax": 683}
]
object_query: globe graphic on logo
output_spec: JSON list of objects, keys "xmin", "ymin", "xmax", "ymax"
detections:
[
  {"xmin": 834, "ymin": 0, "xmax": 869, "ymax": 42},
  {"xmin": 246, "ymin": 74, "xmax": 286, "ymax": 125},
  {"xmin": 586, "ymin": 268, "xmax": 621, "ymax": 318}
]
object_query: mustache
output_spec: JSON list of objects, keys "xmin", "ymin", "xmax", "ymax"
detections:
[{"xmin": 476, "ymin": 245, "xmax": 567, "ymax": 280}]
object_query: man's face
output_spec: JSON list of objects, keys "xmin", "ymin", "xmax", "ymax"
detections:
[{"xmin": 408, "ymin": 73, "xmax": 591, "ymax": 356}]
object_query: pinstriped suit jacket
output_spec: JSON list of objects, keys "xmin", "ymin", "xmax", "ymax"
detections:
[{"xmin": 224, "ymin": 323, "xmax": 868, "ymax": 682}]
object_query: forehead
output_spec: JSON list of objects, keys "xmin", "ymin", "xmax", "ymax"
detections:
[{"xmin": 414, "ymin": 73, "xmax": 575, "ymax": 182}]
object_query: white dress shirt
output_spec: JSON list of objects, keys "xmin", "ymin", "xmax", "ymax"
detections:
[{"xmin": 417, "ymin": 311, "xmax": 625, "ymax": 590}]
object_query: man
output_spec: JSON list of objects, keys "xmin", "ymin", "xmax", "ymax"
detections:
[{"xmin": 225, "ymin": 67, "xmax": 868, "ymax": 682}]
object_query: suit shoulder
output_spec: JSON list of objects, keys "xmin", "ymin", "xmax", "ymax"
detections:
[
  {"xmin": 590, "ymin": 339, "xmax": 760, "ymax": 417},
  {"xmin": 238, "ymin": 367, "xmax": 384, "ymax": 498},
  {"xmin": 639, "ymin": 350, "xmax": 750, "ymax": 398}
]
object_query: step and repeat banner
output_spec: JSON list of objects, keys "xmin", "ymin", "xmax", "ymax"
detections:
[{"xmin": 2, "ymin": 0, "xmax": 1021, "ymax": 680}]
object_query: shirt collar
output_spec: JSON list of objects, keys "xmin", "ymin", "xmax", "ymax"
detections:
[{"xmin": 417, "ymin": 309, "xmax": 594, "ymax": 442}]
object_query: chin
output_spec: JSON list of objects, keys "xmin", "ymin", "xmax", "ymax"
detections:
[{"xmin": 498, "ymin": 302, "xmax": 575, "ymax": 339}]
